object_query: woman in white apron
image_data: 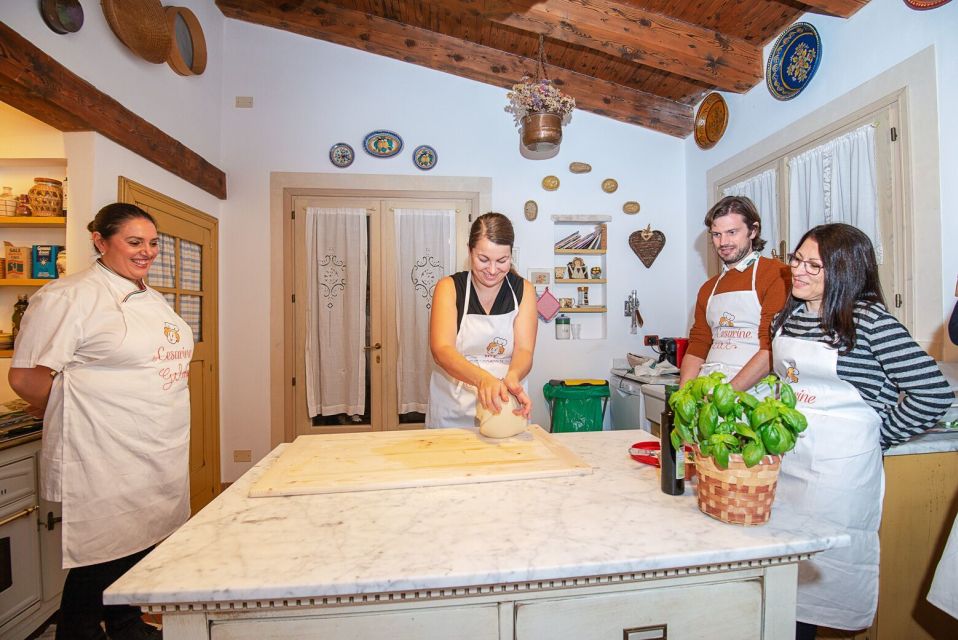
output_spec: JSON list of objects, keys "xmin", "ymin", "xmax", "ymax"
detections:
[
  {"xmin": 10, "ymin": 203, "xmax": 194, "ymax": 640},
  {"xmin": 770, "ymin": 224, "xmax": 951, "ymax": 639},
  {"xmin": 426, "ymin": 213, "xmax": 538, "ymax": 428}
]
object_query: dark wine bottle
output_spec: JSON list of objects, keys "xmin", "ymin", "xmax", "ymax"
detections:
[{"xmin": 660, "ymin": 384, "xmax": 685, "ymax": 495}]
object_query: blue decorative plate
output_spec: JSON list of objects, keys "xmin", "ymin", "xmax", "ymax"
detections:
[
  {"xmin": 412, "ymin": 145, "xmax": 438, "ymax": 170},
  {"xmin": 328, "ymin": 143, "xmax": 354, "ymax": 168},
  {"xmin": 766, "ymin": 22, "xmax": 822, "ymax": 101},
  {"xmin": 362, "ymin": 130, "xmax": 403, "ymax": 158}
]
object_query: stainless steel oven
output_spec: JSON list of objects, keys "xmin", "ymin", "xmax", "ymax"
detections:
[{"xmin": 0, "ymin": 455, "xmax": 41, "ymax": 629}]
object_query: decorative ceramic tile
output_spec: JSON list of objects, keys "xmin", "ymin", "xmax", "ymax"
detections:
[
  {"xmin": 412, "ymin": 145, "xmax": 438, "ymax": 170},
  {"xmin": 362, "ymin": 130, "xmax": 403, "ymax": 157},
  {"xmin": 766, "ymin": 22, "xmax": 821, "ymax": 101},
  {"xmin": 329, "ymin": 143, "xmax": 355, "ymax": 168}
]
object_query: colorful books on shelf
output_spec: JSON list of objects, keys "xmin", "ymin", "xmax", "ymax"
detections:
[{"xmin": 554, "ymin": 224, "xmax": 607, "ymax": 250}]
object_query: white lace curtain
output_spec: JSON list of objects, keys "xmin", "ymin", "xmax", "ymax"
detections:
[
  {"xmin": 722, "ymin": 168, "xmax": 780, "ymax": 258},
  {"xmin": 305, "ymin": 207, "xmax": 368, "ymax": 417},
  {"xmin": 788, "ymin": 123, "xmax": 882, "ymax": 262},
  {"xmin": 394, "ymin": 208, "xmax": 455, "ymax": 414}
]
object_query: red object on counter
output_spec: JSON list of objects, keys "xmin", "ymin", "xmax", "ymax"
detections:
[{"xmin": 674, "ymin": 337, "xmax": 689, "ymax": 367}]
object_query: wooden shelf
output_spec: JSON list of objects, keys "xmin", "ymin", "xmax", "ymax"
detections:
[
  {"xmin": 551, "ymin": 215, "xmax": 612, "ymax": 223},
  {"xmin": 555, "ymin": 278, "xmax": 606, "ymax": 284},
  {"xmin": 0, "ymin": 349, "xmax": 12, "ymax": 358},
  {"xmin": 0, "ymin": 216, "xmax": 66, "ymax": 228},
  {"xmin": 0, "ymin": 279, "xmax": 56, "ymax": 287},
  {"xmin": 559, "ymin": 307, "xmax": 607, "ymax": 314},
  {"xmin": 555, "ymin": 249, "xmax": 606, "ymax": 255}
]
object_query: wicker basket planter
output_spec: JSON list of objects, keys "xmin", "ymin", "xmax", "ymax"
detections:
[{"xmin": 694, "ymin": 448, "xmax": 781, "ymax": 526}]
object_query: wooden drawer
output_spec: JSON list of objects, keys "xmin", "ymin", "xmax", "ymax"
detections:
[
  {"xmin": 210, "ymin": 603, "xmax": 500, "ymax": 640},
  {"xmin": 515, "ymin": 579, "xmax": 763, "ymax": 640}
]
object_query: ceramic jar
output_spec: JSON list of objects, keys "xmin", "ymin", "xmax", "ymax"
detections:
[{"xmin": 27, "ymin": 177, "xmax": 63, "ymax": 217}]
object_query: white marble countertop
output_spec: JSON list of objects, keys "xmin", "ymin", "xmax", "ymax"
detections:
[{"xmin": 105, "ymin": 430, "xmax": 848, "ymax": 607}]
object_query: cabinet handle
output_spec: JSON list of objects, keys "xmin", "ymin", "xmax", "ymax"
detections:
[
  {"xmin": 0, "ymin": 504, "xmax": 37, "ymax": 528},
  {"xmin": 623, "ymin": 624, "xmax": 667, "ymax": 640},
  {"xmin": 45, "ymin": 511, "xmax": 63, "ymax": 531},
  {"xmin": 363, "ymin": 343, "xmax": 382, "ymax": 351}
]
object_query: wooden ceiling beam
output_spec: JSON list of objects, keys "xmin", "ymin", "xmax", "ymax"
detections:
[
  {"xmin": 459, "ymin": 0, "xmax": 762, "ymax": 93},
  {"xmin": 216, "ymin": 0, "xmax": 692, "ymax": 136},
  {"xmin": 0, "ymin": 21, "xmax": 227, "ymax": 199},
  {"xmin": 797, "ymin": 0, "xmax": 869, "ymax": 18}
]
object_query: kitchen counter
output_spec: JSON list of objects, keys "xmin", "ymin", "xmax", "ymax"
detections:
[{"xmin": 105, "ymin": 430, "xmax": 849, "ymax": 639}]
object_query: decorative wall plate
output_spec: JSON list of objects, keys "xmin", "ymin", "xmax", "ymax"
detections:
[
  {"xmin": 164, "ymin": 6, "xmax": 207, "ymax": 76},
  {"xmin": 524, "ymin": 200, "xmax": 538, "ymax": 221},
  {"xmin": 412, "ymin": 145, "xmax": 438, "ymax": 170},
  {"xmin": 569, "ymin": 162, "xmax": 592, "ymax": 174},
  {"xmin": 40, "ymin": 0, "xmax": 84, "ymax": 34},
  {"xmin": 629, "ymin": 225, "xmax": 666, "ymax": 268},
  {"xmin": 542, "ymin": 175, "xmax": 560, "ymax": 191},
  {"xmin": 329, "ymin": 143, "xmax": 355, "ymax": 168},
  {"xmin": 694, "ymin": 93, "xmax": 729, "ymax": 150},
  {"xmin": 363, "ymin": 130, "xmax": 403, "ymax": 158},
  {"xmin": 766, "ymin": 22, "xmax": 821, "ymax": 101},
  {"xmin": 601, "ymin": 178, "xmax": 618, "ymax": 193},
  {"xmin": 622, "ymin": 201, "xmax": 641, "ymax": 215},
  {"xmin": 904, "ymin": 0, "xmax": 952, "ymax": 8},
  {"xmin": 101, "ymin": 0, "xmax": 172, "ymax": 64}
]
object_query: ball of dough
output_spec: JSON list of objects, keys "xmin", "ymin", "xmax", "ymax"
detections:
[{"xmin": 477, "ymin": 393, "xmax": 528, "ymax": 438}]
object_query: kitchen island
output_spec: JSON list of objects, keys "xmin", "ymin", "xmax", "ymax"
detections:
[{"xmin": 105, "ymin": 430, "xmax": 848, "ymax": 639}]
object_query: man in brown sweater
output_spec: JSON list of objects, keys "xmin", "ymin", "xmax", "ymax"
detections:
[{"xmin": 679, "ymin": 196, "xmax": 790, "ymax": 392}]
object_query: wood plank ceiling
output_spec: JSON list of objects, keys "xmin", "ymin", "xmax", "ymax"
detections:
[{"xmin": 216, "ymin": 0, "xmax": 869, "ymax": 138}]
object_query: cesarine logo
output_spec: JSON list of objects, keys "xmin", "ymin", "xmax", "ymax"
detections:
[
  {"xmin": 718, "ymin": 312, "xmax": 735, "ymax": 327},
  {"xmin": 163, "ymin": 322, "xmax": 182, "ymax": 345},
  {"xmin": 785, "ymin": 366, "xmax": 799, "ymax": 383},
  {"xmin": 486, "ymin": 337, "xmax": 507, "ymax": 357}
]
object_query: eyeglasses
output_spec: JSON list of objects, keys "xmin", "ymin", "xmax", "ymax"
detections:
[{"xmin": 787, "ymin": 253, "xmax": 824, "ymax": 276}]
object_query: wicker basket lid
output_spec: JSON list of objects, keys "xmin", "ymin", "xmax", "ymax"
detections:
[{"xmin": 101, "ymin": 0, "xmax": 172, "ymax": 64}]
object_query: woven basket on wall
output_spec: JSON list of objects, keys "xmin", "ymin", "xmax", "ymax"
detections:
[{"xmin": 694, "ymin": 449, "xmax": 781, "ymax": 526}]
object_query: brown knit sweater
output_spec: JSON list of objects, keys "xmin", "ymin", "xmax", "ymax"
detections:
[{"xmin": 687, "ymin": 257, "xmax": 790, "ymax": 360}]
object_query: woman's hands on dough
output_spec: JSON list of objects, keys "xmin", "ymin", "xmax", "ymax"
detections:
[
  {"xmin": 503, "ymin": 372, "xmax": 532, "ymax": 419},
  {"xmin": 477, "ymin": 372, "xmax": 508, "ymax": 414}
]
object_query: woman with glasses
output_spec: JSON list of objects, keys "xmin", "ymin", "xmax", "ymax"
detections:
[{"xmin": 770, "ymin": 223, "xmax": 951, "ymax": 639}]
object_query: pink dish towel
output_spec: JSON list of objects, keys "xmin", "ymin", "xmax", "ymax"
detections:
[{"xmin": 536, "ymin": 287, "xmax": 561, "ymax": 321}]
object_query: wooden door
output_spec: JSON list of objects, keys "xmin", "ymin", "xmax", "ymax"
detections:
[{"xmin": 120, "ymin": 178, "xmax": 221, "ymax": 514}]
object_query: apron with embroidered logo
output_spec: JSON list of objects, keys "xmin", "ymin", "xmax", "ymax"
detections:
[
  {"xmin": 426, "ymin": 273, "xmax": 518, "ymax": 428},
  {"xmin": 773, "ymin": 330, "xmax": 884, "ymax": 630},
  {"xmin": 55, "ymin": 268, "xmax": 194, "ymax": 568},
  {"xmin": 701, "ymin": 255, "xmax": 762, "ymax": 385}
]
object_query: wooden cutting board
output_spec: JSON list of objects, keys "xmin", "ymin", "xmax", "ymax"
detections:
[{"xmin": 248, "ymin": 425, "xmax": 592, "ymax": 497}]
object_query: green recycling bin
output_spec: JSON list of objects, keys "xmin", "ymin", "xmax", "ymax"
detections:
[{"xmin": 542, "ymin": 380, "xmax": 610, "ymax": 433}]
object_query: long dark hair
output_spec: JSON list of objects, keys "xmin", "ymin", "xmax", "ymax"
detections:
[
  {"xmin": 704, "ymin": 195, "xmax": 766, "ymax": 252},
  {"xmin": 772, "ymin": 223, "xmax": 884, "ymax": 353}
]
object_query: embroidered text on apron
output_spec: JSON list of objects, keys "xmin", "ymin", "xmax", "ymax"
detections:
[
  {"xmin": 426, "ymin": 273, "xmax": 518, "ymax": 428},
  {"xmin": 773, "ymin": 329, "xmax": 884, "ymax": 630},
  {"xmin": 700, "ymin": 255, "xmax": 763, "ymax": 386},
  {"xmin": 55, "ymin": 267, "xmax": 194, "ymax": 567}
]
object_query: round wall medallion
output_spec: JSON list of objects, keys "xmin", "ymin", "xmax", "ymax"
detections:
[
  {"xmin": 40, "ymin": 0, "xmax": 84, "ymax": 34},
  {"xmin": 541, "ymin": 175, "xmax": 560, "ymax": 191},
  {"xmin": 766, "ymin": 22, "xmax": 821, "ymax": 101},
  {"xmin": 569, "ymin": 162, "xmax": 592, "ymax": 174},
  {"xmin": 904, "ymin": 0, "xmax": 952, "ymax": 9},
  {"xmin": 693, "ymin": 92, "xmax": 729, "ymax": 150},
  {"xmin": 412, "ymin": 145, "xmax": 438, "ymax": 170},
  {"xmin": 329, "ymin": 143, "xmax": 355, "ymax": 168},
  {"xmin": 622, "ymin": 201, "xmax": 641, "ymax": 215},
  {"xmin": 165, "ymin": 6, "xmax": 207, "ymax": 76},
  {"xmin": 601, "ymin": 178, "xmax": 618, "ymax": 193},
  {"xmin": 524, "ymin": 200, "xmax": 538, "ymax": 221},
  {"xmin": 363, "ymin": 130, "xmax": 403, "ymax": 157}
]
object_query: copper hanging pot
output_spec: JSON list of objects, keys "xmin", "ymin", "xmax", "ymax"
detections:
[{"xmin": 521, "ymin": 112, "xmax": 563, "ymax": 152}]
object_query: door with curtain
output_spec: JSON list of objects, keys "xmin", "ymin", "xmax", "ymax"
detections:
[
  {"xmin": 119, "ymin": 177, "xmax": 221, "ymax": 514},
  {"xmin": 289, "ymin": 195, "xmax": 469, "ymax": 435}
]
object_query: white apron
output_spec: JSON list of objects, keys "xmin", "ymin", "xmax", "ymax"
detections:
[
  {"xmin": 773, "ymin": 330, "xmax": 884, "ymax": 630},
  {"xmin": 52, "ymin": 269, "xmax": 194, "ymax": 568},
  {"xmin": 928, "ymin": 514, "xmax": 958, "ymax": 619},
  {"xmin": 701, "ymin": 255, "xmax": 762, "ymax": 384},
  {"xmin": 426, "ymin": 273, "xmax": 518, "ymax": 428}
]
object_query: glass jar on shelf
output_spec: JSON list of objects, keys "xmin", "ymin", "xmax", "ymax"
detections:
[{"xmin": 1, "ymin": 186, "xmax": 16, "ymax": 216}]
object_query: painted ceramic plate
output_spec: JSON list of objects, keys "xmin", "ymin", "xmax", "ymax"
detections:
[
  {"xmin": 694, "ymin": 92, "xmax": 729, "ymax": 149},
  {"xmin": 542, "ymin": 175, "xmax": 560, "ymax": 191},
  {"xmin": 329, "ymin": 143, "xmax": 355, "ymax": 168},
  {"xmin": 766, "ymin": 22, "xmax": 821, "ymax": 101},
  {"xmin": 904, "ymin": 0, "xmax": 952, "ymax": 8},
  {"xmin": 622, "ymin": 201, "xmax": 641, "ymax": 215},
  {"xmin": 601, "ymin": 178, "xmax": 618, "ymax": 193},
  {"xmin": 524, "ymin": 200, "xmax": 538, "ymax": 221},
  {"xmin": 412, "ymin": 145, "xmax": 438, "ymax": 170},
  {"xmin": 362, "ymin": 130, "xmax": 403, "ymax": 158}
]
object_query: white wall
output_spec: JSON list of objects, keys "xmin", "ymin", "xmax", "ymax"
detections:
[
  {"xmin": 684, "ymin": 0, "xmax": 957, "ymax": 357},
  {"xmin": 219, "ymin": 21, "xmax": 688, "ymax": 478}
]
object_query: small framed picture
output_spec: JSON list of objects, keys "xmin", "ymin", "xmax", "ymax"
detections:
[{"xmin": 528, "ymin": 269, "xmax": 551, "ymax": 286}]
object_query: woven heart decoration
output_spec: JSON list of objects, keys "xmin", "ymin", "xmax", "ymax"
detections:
[{"xmin": 629, "ymin": 225, "xmax": 666, "ymax": 268}]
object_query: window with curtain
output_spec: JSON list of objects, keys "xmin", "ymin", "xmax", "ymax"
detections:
[{"xmin": 722, "ymin": 168, "xmax": 780, "ymax": 259}]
